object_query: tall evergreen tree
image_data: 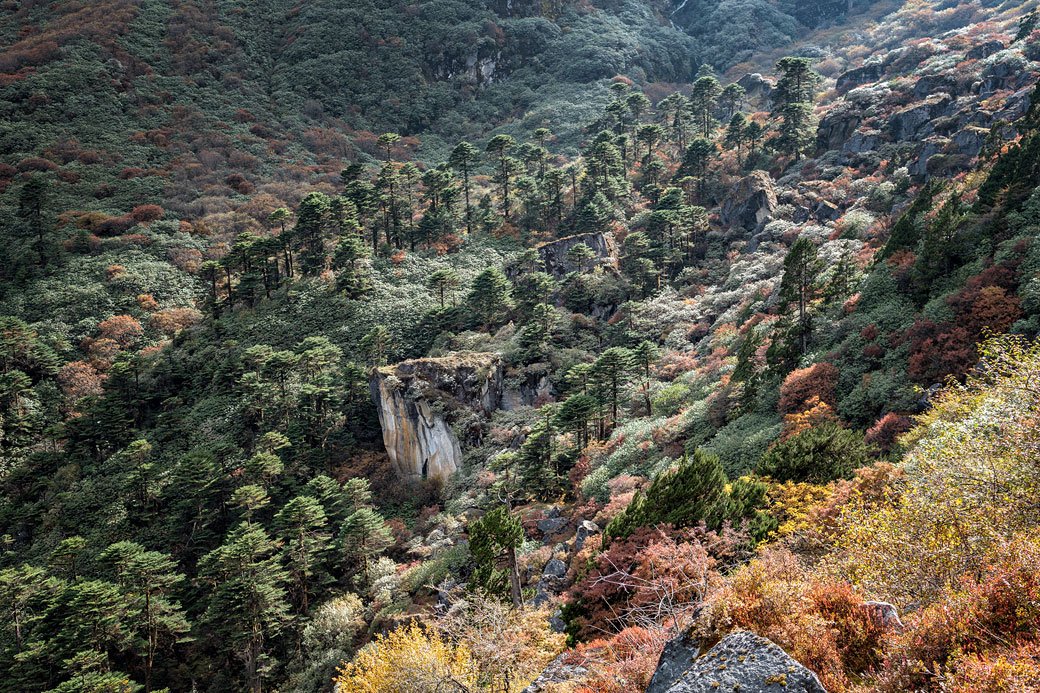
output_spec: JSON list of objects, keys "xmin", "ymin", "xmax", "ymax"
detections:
[
  {"xmin": 273, "ymin": 496, "xmax": 331, "ymax": 614},
  {"xmin": 466, "ymin": 267, "xmax": 512, "ymax": 328},
  {"xmin": 468, "ymin": 506, "xmax": 524, "ymax": 608},
  {"xmin": 771, "ymin": 57, "xmax": 821, "ymax": 160},
  {"xmin": 199, "ymin": 522, "xmax": 291, "ymax": 693}
]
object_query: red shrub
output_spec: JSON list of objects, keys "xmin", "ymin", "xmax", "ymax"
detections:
[
  {"xmin": 778, "ymin": 362, "xmax": 839, "ymax": 414},
  {"xmin": 875, "ymin": 535, "xmax": 1040, "ymax": 692},
  {"xmin": 58, "ymin": 360, "xmax": 105, "ymax": 402},
  {"xmin": 97, "ymin": 315, "xmax": 143, "ymax": 347},
  {"xmin": 864, "ymin": 413, "xmax": 913, "ymax": 455},
  {"xmin": 130, "ymin": 204, "xmax": 163, "ymax": 223},
  {"xmin": 16, "ymin": 157, "xmax": 58, "ymax": 172}
]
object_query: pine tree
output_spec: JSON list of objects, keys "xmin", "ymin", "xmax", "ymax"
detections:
[
  {"xmin": 592, "ymin": 347, "xmax": 633, "ymax": 430},
  {"xmin": 376, "ymin": 132, "xmax": 401, "ymax": 162},
  {"xmin": 199, "ymin": 522, "xmax": 290, "ymax": 693},
  {"xmin": 725, "ymin": 112, "xmax": 748, "ymax": 166},
  {"xmin": 604, "ymin": 449, "xmax": 732, "ymax": 541},
  {"xmin": 449, "ymin": 141, "xmax": 480, "ymax": 235},
  {"xmin": 466, "ymin": 267, "xmax": 512, "ymax": 328},
  {"xmin": 360, "ymin": 325, "xmax": 393, "ymax": 367},
  {"xmin": 630, "ymin": 340, "xmax": 658, "ymax": 416},
  {"xmin": 333, "ymin": 233, "xmax": 371, "ymax": 297},
  {"xmin": 517, "ymin": 411, "xmax": 557, "ymax": 501},
  {"xmin": 517, "ymin": 302, "xmax": 558, "ymax": 363},
  {"xmin": 339, "ymin": 507, "xmax": 392, "ymax": 578},
  {"xmin": 468, "ymin": 506, "xmax": 524, "ymax": 608},
  {"xmin": 772, "ymin": 57, "xmax": 821, "ymax": 160},
  {"xmin": 100, "ymin": 542, "xmax": 190, "ymax": 692},
  {"xmin": 427, "ymin": 268, "xmax": 461, "ymax": 308},
  {"xmin": 17, "ymin": 176, "xmax": 52, "ymax": 265},
  {"xmin": 690, "ymin": 76, "xmax": 722, "ymax": 137},
  {"xmin": 554, "ymin": 393, "xmax": 598, "ymax": 449},
  {"xmin": 720, "ymin": 82, "xmax": 746, "ymax": 119},
  {"xmin": 273, "ymin": 496, "xmax": 331, "ymax": 614},
  {"xmin": 676, "ymin": 137, "xmax": 717, "ymax": 203},
  {"xmin": 486, "ymin": 135, "xmax": 518, "ymax": 221},
  {"xmin": 768, "ymin": 238, "xmax": 823, "ymax": 371},
  {"xmin": 294, "ymin": 192, "xmax": 332, "ymax": 274}
]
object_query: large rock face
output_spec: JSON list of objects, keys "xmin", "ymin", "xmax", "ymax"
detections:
[
  {"xmin": 534, "ymin": 232, "xmax": 620, "ymax": 280},
  {"xmin": 370, "ymin": 353, "xmax": 503, "ymax": 481},
  {"xmin": 719, "ymin": 171, "xmax": 777, "ymax": 231},
  {"xmin": 654, "ymin": 630, "xmax": 828, "ymax": 693}
]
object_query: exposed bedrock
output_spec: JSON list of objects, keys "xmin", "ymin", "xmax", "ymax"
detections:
[
  {"xmin": 370, "ymin": 353, "xmax": 503, "ymax": 481},
  {"xmin": 534, "ymin": 231, "xmax": 620, "ymax": 280}
]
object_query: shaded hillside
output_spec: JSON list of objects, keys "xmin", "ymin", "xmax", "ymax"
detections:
[{"xmin": 2, "ymin": 1, "xmax": 1040, "ymax": 692}]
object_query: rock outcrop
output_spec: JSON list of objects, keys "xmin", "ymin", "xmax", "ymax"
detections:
[
  {"xmin": 521, "ymin": 652, "xmax": 589, "ymax": 693},
  {"xmin": 836, "ymin": 62, "xmax": 885, "ymax": 91},
  {"xmin": 652, "ymin": 630, "xmax": 828, "ymax": 693},
  {"xmin": 719, "ymin": 171, "xmax": 777, "ymax": 231},
  {"xmin": 370, "ymin": 353, "xmax": 503, "ymax": 481},
  {"xmin": 646, "ymin": 628, "xmax": 702, "ymax": 693},
  {"xmin": 534, "ymin": 231, "xmax": 620, "ymax": 280},
  {"xmin": 736, "ymin": 72, "xmax": 776, "ymax": 109}
]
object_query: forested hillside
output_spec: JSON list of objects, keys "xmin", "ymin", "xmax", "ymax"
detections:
[{"xmin": 2, "ymin": 1, "xmax": 1040, "ymax": 692}]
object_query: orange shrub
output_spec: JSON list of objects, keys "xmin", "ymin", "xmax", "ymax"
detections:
[
  {"xmin": 136, "ymin": 294, "xmax": 159, "ymax": 312},
  {"xmin": 149, "ymin": 308, "xmax": 201, "ymax": 335},
  {"xmin": 97, "ymin": 314, "xmax": 142, "ymax": 347},
  {"xmin": 778, "ymin": 362, "xmax": 838, "ymax": 414},
  {"xmin": 58, "ymin": 360, "xmax": 105, "ymax": 402}
]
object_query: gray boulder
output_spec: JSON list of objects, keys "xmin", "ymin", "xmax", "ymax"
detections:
[
  {"xmin": 659, "ymin": 631, "xmax": 828, "ymax": 693},
  {"xmin": 575, "ymin": 520, "xmax": 601, "ymax": 550},
  {"xmin": 816, "ymin": 101, "xmax": 862, "ymax": 153},
  {"xmin": 836, "ymin": 63, "xmax": 884, "ymax": 91},
  {"xmin": 888, "ymin": 95, "xmax": 952, "ymax": 141},
  {"xmin": 521, "ymin": 652, "xmax": 589, "ymax": 693},
  {"xmin": 863, "ymin": 601, "xmax": 904, "ymax": 633},
  {"xmin": 719, "ymin": 171, "xmax": 777, "ymax": 231},
  {"xmin": 538, "ymin": 516, "xmax": 569, "ymax": 538},
  {"xmin": 736, "ymin": 73, "xmax": 775, "ymax": 109},
  {"xmin": 968, "ymin": 39, "xmax": 1005, "ymax": 61},
  {"xmin": 542, "ymin": 558, "xmax": 568, "ymax": 578},
  {"xmin": 646, "ymin": 628, "xmax": 702, "ymax": 693}
]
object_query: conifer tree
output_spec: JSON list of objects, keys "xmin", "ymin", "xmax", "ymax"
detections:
[
  {"xmin": 273, "ymin": 496, "xmax": 331, "ymax": 614},
  {"xmin": 486, "ymin": 135, "xmax": 518, "ymax": 221},
  {"xmin": 725, "ymin": 112, "xmax": 749, "ymax": 166},
  {"xmin": 199, "ymin": 522, "xmax": 291, "ymax": 693},
  {"xmin": 427, "ymin": 268, "xmax": 461, "ymax": 308},
  {"xmin": 690, "ymin": 76, "xmax": 722, "ymax": 137},
  {"xmin": 592, "ymin": 347, "xmax": 633, "ymax": 430},
  {"xmin": 770, "ymin": 238, "xmax": 823, "ymax": 366},
  {"xmin": 630, "ymin": 340, "xmax": 658, "ymax": 415},
  {"xmin": 449, "ymin": 141, "xmax": 480, "ymax": 235},
  {"xmin": 554, "ymin": 393, "xmax": 598, "ymax": 449},
  {"xmin": 100, "ymin": 542, "xmax": 190, "ymax": 692},
  {"xmin": 468, "ymin": 506, "xmax": 524, "ymax": 608},
  {"xmin": 604, "ymin": 449, "xmax": 731, "ymax": 541},
  {"xmin": 771, "ymin": 57, "xmax": 821, "ymax": 160},
  {"xmin": 339, "ymin": 507, "xmax": 392, "ymax": 578},
  {"xmin": 720, "ymin": 82, "xmax": 746, "ymax": 119},
  {"xmin": 466, "ymin": 267, "xmax": 512, "ymax": 328}
]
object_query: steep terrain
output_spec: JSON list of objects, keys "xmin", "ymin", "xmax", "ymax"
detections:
[{"xmin": 2, "ymin": 1, "xmax": 1040, "ymax": 692}]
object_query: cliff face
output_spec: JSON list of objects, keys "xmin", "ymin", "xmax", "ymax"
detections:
[
  {"xmin": 535, "ymin": 232, "xmax": 620, "ymax": 280},
  {"xmin": 370, "ymin": 353, "xmax": 503, "ymax": 481}
]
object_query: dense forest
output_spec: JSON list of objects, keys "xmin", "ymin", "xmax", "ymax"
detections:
[{"xmin": 2, "ymin": 0, "xmax": 1040, "ymax": 691}]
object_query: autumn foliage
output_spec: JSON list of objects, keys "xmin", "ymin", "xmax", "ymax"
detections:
[{"xmin": 778, "ymin": 362, "xmax": 838, "ymax": 414}]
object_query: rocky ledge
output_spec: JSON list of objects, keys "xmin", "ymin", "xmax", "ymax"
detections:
[
  {"xmin": 370, "ymin": 353, "xmax": 503, "ymax": 481},
  {"xmin": 650, "ymin": 630, "xmax": 828, "ymax": 693}
]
